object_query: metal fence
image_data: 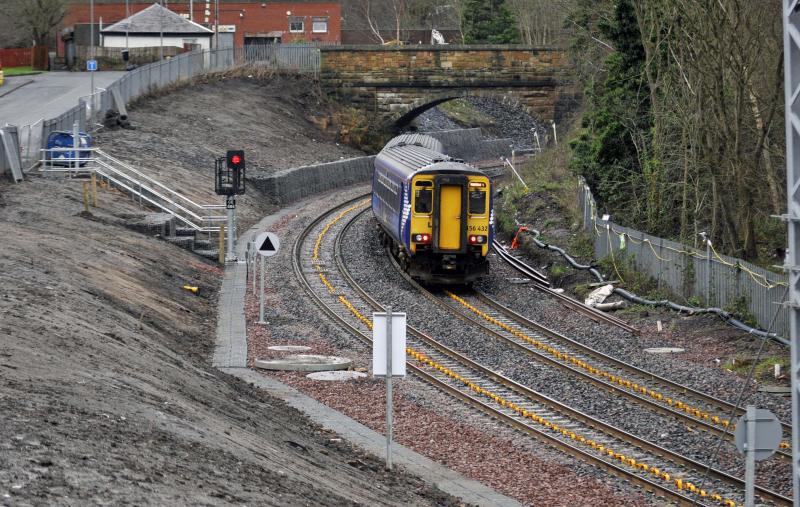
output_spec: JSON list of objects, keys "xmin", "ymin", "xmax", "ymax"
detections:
[
  {"xmin": 577, "ymin": 178, "xmax": 789, "ymax": 337},
  {"xmin": 10, "ymin": 44, "xmax": 321, "ymax": 174}
]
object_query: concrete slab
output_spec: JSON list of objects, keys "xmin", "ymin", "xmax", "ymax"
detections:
[
  {"xmin": 222, "ymin": 368, "xmax": 522, "ymax": 507},
  {"xmin": 644, "ymin": 347, "xmax": 685, "ymax": 354},
  {"xmin": 759, "ymin": 385, "xmax": 791, "ymax": 395},
  {"xmin": 254, "ymin": 354, "xmax": 352, "ymax": 372},
  {"xmin": 307, "ymin": 371, "xmax": 367, "ymax": 381}
]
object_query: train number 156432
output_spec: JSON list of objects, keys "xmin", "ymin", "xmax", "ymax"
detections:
[{"xmin": 468, "ymin": 225, "xmax": 488, "ymax": 232}]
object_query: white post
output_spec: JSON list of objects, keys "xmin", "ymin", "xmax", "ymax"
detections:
[
  {"xmin": 744, "ymin": 405, "xmax": 756, "ymax": 507},
  {"xmin": 552, "ymin": 121, "xmax": 558, "ymax": 146},
  {"xmin": 385, "ymin": 306, "xmax": 393, "ymax": 470},
  {"xmin": 72, "ymin": 121, "xmax": 79, "ymax": 170},
  {"xmin": 534, "ymin": 130, "xmax": 541, "ymax": 152},
  {"xmin": 504, "ymin": 158, "xmax": 528, "ymax": 190},
  {"xmin": 257, "ymin": 252, "xmax": 266, "ymax": 324}
]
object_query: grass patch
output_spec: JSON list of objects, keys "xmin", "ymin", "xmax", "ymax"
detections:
[
  {"xmin": 3, "ymin": 66, "xmax": 43, "ymax": 77},
  {"xmin": 439, "ymin": 99, "xmax": 495, "ymax": 128},
  {"xmin": 516, "ymin": 141, "xmax": 577, "ymax": 216},
  {"xmin": 495, "ymin": 181, "xmax": 529, "ymax": 235},
  {"xmin": 722, "ymin": 355, "xmax": 788, "ymax": 380}
]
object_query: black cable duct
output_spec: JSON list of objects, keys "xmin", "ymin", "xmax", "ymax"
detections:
[{"xmin": 515, "ymin": 228, "xmax": 789, "ymax": 346}]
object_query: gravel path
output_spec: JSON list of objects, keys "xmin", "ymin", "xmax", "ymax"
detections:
[
  {"xmin": 243, "ymin": 192, "xmax": 654, "ymax": 507},
  {"xmin": 339, "ymin": 212, "xmax": 792, "ymax": 500}
]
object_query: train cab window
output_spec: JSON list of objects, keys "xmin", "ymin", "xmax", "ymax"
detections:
[
  {"xmin": 469, "ymin": 190, "xmax": 486, "ymax": 214},
  {"xmin": 415, "ymin": 189, "xmax": 432, "ymax": 214}
]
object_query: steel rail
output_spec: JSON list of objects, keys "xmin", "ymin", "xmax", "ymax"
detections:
[
  {"xmin": 328, "ymin": 206, "xmax": 788, "ymax": 506},
  {"xmin": 492, "ymin": 239, "xmax": 638, "ymax": 334},
  {"xmin": 473, "ymin": 291, "xmax": 793, "ymax": 450},
  {"xmin": 291, "ymin": 201, "xmax": 700, "ymax": 506}
]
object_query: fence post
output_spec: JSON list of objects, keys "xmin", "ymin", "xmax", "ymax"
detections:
[
  {"xmin": 706, "ymin": 239, "xmax": 712, "ymax": 306},
  {"xmin": 658, "ymin": 237, "xmax": 664, "ymax": 290}
]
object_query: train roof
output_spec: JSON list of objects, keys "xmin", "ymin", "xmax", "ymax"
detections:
[
  {"xmin": 376, "ymin": 142, "xmax": 485, "ymax": 178},
  {"xmin": 384, "ymin": 133, "xmax": 444, "ymax": 153}
]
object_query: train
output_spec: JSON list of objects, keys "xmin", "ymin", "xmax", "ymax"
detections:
[{"xmin": 371, "ymin": 134, "xmax": 493, "ymax": 284}]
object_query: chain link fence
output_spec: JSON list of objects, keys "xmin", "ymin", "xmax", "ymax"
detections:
[
  {"xmin": 5, "ymin": 45, "xmax": 321, "ymax": 175},
  {"xmin": 578, "ymin": 178, "xmax": 789, "ymax": 337}
]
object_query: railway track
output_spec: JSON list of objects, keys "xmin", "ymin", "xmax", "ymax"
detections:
[
  {"xmin": 492, "ymin": 239, "xmax": 639, "ymax": 334},
  {"xmin": 491, "ymin": 239, "xmax": 792, "ymax": 456},
  {"xmin": 293, "ymin": 200, "xmax": 790, "ymax": 507}
]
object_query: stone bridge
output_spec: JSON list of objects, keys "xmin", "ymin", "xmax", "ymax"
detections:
[{"xmin": 319, "ymin": 45, "xmax": 576, "ymax": 130}]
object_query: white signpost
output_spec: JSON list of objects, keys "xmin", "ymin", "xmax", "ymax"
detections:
[
  {"xmin": 373, "ymin": 308, "xmax": 407, "ymax": 470},
  {"xmin": 254, "ymin": 232, "xmax": 280, "ymax": 325},
  {"xmin": 734, "ymin": 406, "xmax": 782, "ymax": 507}
]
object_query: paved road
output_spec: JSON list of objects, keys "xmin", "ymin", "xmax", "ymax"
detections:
[{"xmin": 0, "ymin": 71, "xmax": 125, "ymax": 128}]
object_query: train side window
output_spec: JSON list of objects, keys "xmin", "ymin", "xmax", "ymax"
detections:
[
  {"xmin": 415, "ymin": 189, "xmax": 432, "ymax": 214},
  {"xmin": 469, "ymin": 190, "xmax": 486, "ymax": 214}
]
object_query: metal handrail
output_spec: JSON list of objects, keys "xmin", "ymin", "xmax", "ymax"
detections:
[
  {"xmin": 39, "ymin": 147, "xmax": 225, "ymax": 232},
  {"xmin": 95, "ymin": 150, "xmax": 226, "ymax": 210}
]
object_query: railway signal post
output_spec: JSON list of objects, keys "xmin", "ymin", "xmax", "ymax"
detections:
[
  {"xmin": 373, "ymin": 308, "xmax": 407, "ymax": 470},
  {"xmin": 215, "ymin": 150, "xmax": 246, "ymax": 262}
]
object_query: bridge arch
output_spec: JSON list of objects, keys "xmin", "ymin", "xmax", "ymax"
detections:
[
  {"xmin": 388, "ymin": 89, "xmax": 547, "ymax": 131},
  {"xmin": 319, "ymin": 45, "xmax": 576, "ymax": 133}
]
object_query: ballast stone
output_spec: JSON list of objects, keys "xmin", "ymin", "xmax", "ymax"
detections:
[{"xmin": 254, "ymin": 354, "xmax": 352, "ymax": 372}]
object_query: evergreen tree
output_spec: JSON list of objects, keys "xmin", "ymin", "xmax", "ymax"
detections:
[
  {"xmin": 462, "ymin": 0, "xmax": 520, "ymax": 44},
  {"xmin": 569, "ymin": 0, "xmax": 653, "ymax": 226}
]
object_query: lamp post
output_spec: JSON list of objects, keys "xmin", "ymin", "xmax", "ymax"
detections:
[
  {"xmin": 90, "ymin": 0, "xmax": 95, "ymax": 95},
  {"xmin": 214, "ymin": 0, "xmax": 220, "ymax": 49},
  {"xmin": 159, "ymin": 0, "xmax": 164, "ymax": 60},
  {"xmin": 125, "ymin": 0, "xmax": 129, "ymax": 50}
]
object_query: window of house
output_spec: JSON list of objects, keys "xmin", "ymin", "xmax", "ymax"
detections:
[
  {"xmin": 312, "ymin": 17, "xmax": 328, "ymax": 33},
  {"xmin": 289, "ymin": 17, "xmax": 304, "ymax": 33}
]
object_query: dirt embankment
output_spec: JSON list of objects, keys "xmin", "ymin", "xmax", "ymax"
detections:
[
  {"xmin": 94, "ymin": 73, "xmax": 364, "ymax": 230},
  {"xmin": 0, "ymin": 75, "xmax": 457, "ymax": 506}
]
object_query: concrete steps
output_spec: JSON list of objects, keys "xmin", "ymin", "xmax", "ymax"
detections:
[{"xmin": 126, "ymin": 212, "xmax": 221, "ymax": 262}]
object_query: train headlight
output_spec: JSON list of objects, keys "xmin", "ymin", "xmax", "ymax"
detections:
[
  {"xmin": 413, "ymin": 233, "xmax": 431, "ymax": 244},
  {"xmin": 469, "ymin": 235, "xmax": 487, "ymax": 245}
]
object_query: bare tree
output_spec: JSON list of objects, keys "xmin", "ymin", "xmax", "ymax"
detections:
[
  {"xmin": 506, "ymin": 0, "xmax": 575, "ymax": 46},
  {"xmin": 0, "ymin": 0, "xmax": 66, "ymax": 47}
]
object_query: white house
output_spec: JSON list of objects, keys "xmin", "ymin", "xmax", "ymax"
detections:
[{"xmin": 102, "ymin": 3, "xmax": 213, "ymax": 51}]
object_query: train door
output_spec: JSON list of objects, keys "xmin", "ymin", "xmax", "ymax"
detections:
[
  {"xmin": 433, "ymin": 175, "xmax": 467, "ymax": 252},
  {"xmin": 439, "ymin": 185, "xmax": 462, "ymax": 249}
]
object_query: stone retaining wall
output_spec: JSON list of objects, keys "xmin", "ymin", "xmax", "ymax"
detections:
[
  {"xmin": 429, "ymin": 128, "xmax": 513, "ymax": 162},
  {"xmin": 247, "ymin": 156, "xmax": 376, "ymax": 205}
]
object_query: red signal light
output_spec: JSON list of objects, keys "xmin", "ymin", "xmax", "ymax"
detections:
[{"xmin": 231, "ymin": 155, "xmax": 241, "ymax": 165}]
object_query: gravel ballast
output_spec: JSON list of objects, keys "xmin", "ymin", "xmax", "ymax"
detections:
[{"xmin": 242, "ymin": 191, "xmax": 658, "ymax": 506}]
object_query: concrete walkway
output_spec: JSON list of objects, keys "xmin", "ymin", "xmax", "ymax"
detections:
[{"xmin": 213, "ymin": 199, "xmax": 522, "ymax": 507}]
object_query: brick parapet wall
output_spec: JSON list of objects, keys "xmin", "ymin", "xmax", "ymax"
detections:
[{"xmin": 318, "ymin": 46, "xmax": 574, "ymax": 125}]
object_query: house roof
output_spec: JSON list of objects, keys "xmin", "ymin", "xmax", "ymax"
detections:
[{"xmin": 102, "ymin": 3, "xmax": 213, "ymax": 35}]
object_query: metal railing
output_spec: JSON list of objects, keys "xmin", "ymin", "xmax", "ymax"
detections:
[
  {"xmin": 577, "ymin": 178, "xmax": 789, "ymax": 337},
  {"xmin": 40, "ymin": 146, "xmax": 226, "ymax": 232}
]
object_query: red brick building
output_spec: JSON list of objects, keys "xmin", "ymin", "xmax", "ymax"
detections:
[{"xmin": 63, "ymin": 0, "xmax": 341, "ymax": 51}]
